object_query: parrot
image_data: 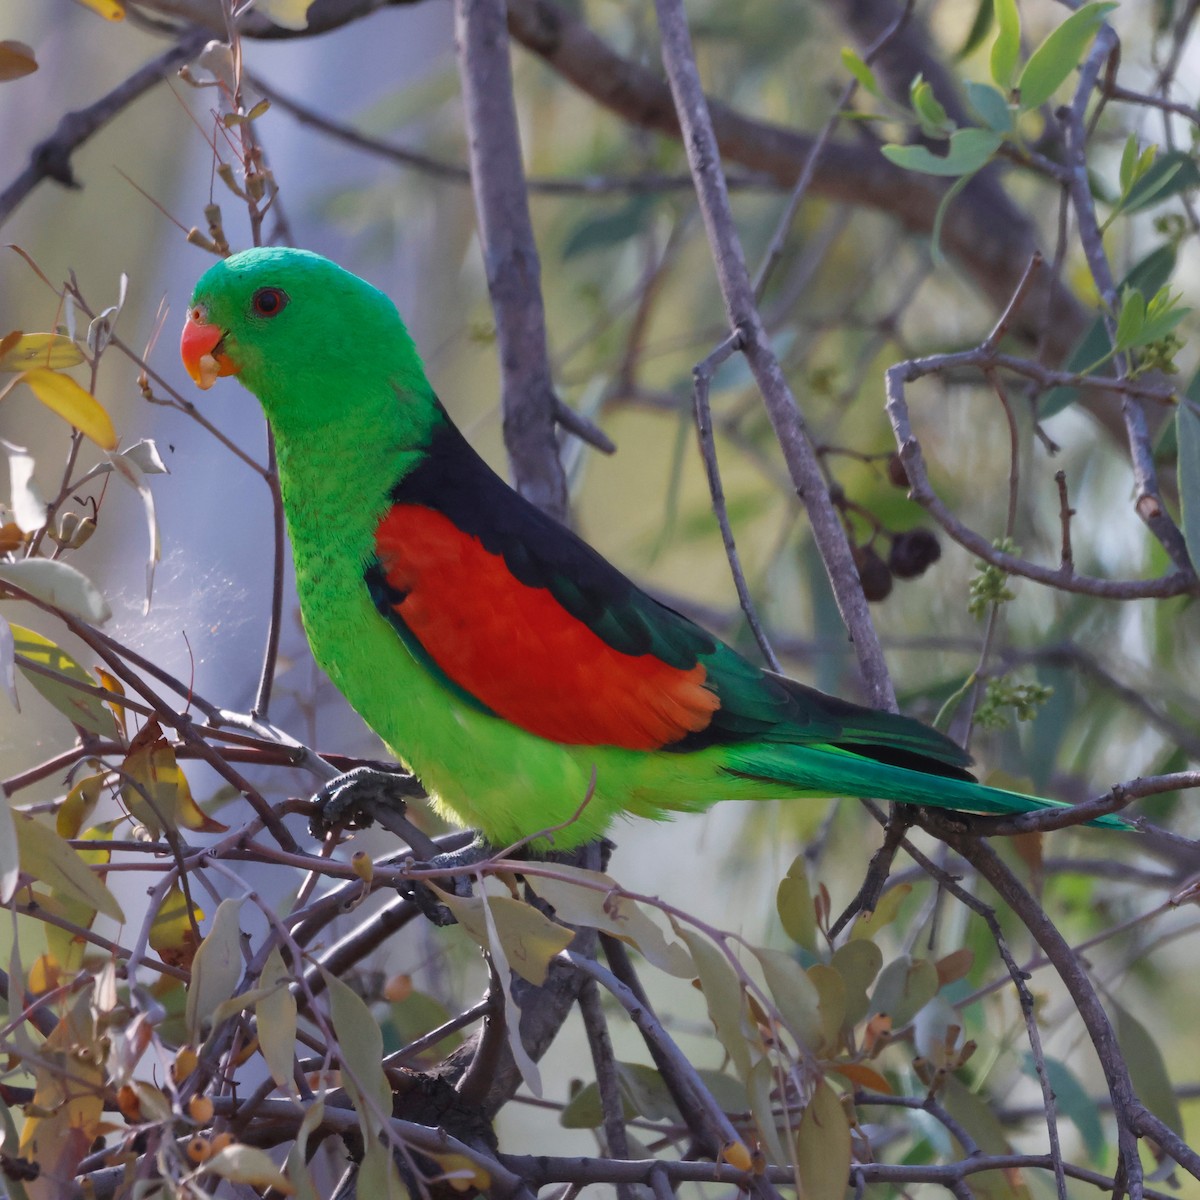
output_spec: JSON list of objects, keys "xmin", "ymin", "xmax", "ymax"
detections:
[{"xmin": 180, "ymin": 247, "xmax": 1121, "ymax": 850}]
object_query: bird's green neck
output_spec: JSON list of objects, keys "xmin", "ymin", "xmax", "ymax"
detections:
[
  {"xmin": 248, "ymin": 317, "xmax": 442, "ymax": 522},
  {"xmin": 262, "ymin": 370, "xmax": 445, "ymax": 573}
]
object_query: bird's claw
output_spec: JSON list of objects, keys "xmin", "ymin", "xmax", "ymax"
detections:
[
  {"xmin": 309, "ymin": 764, "xmax": 425, "ymax": 841},
  {"xmin": 399, "ymin": 838, "xmax": 491, "ymax": 927}
]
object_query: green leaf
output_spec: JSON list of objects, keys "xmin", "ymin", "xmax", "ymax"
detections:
[
  {"xmin": 0, "ymin": 558, "xmax": 111, "ymax": 623},
  {"xmin": 1124, "ymin": 149, "xmax": 1200, "ymax": 212},
  {"xmin": 1113, "ymin": 999, "xmax": 1184, "ymax": 1137},
  {"xmin": 806, "ymin": 963, "xmax": 847, "ymax": 1051},
  {"xmin": 747, "ymin": 1057, "xmax": 790, "ymax": 1166},
  {"xmin": 830, "ymin": 939, "xmax": 883, "ymax": 1026},
  {"xmin": 841, "ymin": 48, "xmax": 883, "ymax": 99},
  {"xmin": 1177, "ymin": 401, "xmax": 1200, "ymax": 571},
  {"xmin": 1118, "ymin": 133, "xmax": 1139, "ymax": 195},
  {"xmin": 562, "ymin": 195, "xmax": 658, "ymax": 260},
  {"xmin": 386, "ymin": 989, "xmax": 460, "ymax": 1058},
  {"xmin": 185, "ymin": 898, "xmax": 244, "ymax": 1042},
  {"xmin": 957, "ymin": 0, "xmax": 995, "ymax": 60},
  {"xmin": 1016, "ymin": 3, "xmax": 1117, "ymax": 111},
  {"xmin": 964, "ymin": 81, "xmax": 1013, "ymax": 132},
  {"xmin": 357, "ymin": 1140, "xmax": 408, "ymax": 1200},
  {"xmin": 939, "ymin": 1075, "xmax": 1031, "ymax": 1200},
  {"xmin": 285, "ymin": 1097, "xmax": 325, "ymax": 1200},
  {"xmin": 15, "ymin": 812, "xmax": 124, "ymax": 921},
  {"xmin": 1023, "ymin": 1053, "xmax": 1106, "ymax": 1163},
  {"xmin": 850, "ymin": 882, "xmax": 912, "ymax": 940},
  {"xmin": 754, "ymin": 947, "xmax": 824, "ymax": 1052},
  {"xmin": 1112, "ymin": 287, "xmax": 1147, "ymax": 353},
  {"xmin": 989, "ymin": 0, "xmax": 1021, "ymax": 88},
  {"xmin": 1040, "ymin": 244, "xmax": 1177, "ymax": 416},
  {"xmin": 795, "ymin": 1081, "xmax": 852, "ymax": 1200},
  {"xmin": 256, "ymin": 948, "xmax": 298, "ymax": 1098},
  {"xmin": 675, "ymin": 923, "xmax": 757, "ymax": 1080},
  {"xmin": 479, "ymin": 893, "xmax": 575, "ymax": 986},
  {"xmin": 910, "ymin": 75, "xmax": 954, "ymax": 138},
  {"xmin": 322, "ymin": 968, "xmax": 393, "ymax": 1131},
  {"xmin": 869, "ymin": 955, "xmax": 939, "ymax": 1026},
  {"xmin": 776, "ymin": 855, "xmax": 818, "ymax": 954},
  {"xmin": 561, "ymin": 1061, "xmax": 746, "ymax": 1130},
  {"xmin": 430, "ymin": 880, "xmax": 547, "ymax": 1096},
  {"xmin": 881, "ymin": 128, "xmax": 1002, "ymax": 176},
  {"xmin": 203, "ymin": 1145, "xmax": 292, "ymax": 1192},
  {"xmin": 1140, "ymin": 285, "xmax": 1191, "ymax": 344},
  {"xmin": 930, "ymin": 171, "xmax": 978, "ymax": 268},
  {"xmin": 960, "ymin": 81, "xmax": 1008, "ymax": 132},
  {"xmin": 9, "ymin": 624, "xmax": 116, "ymax": 737},
  {"xmin": 528, "ymin": 863, "xmax": 693, "ymax": 976}
]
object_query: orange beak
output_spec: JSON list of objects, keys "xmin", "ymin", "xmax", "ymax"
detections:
[{"xmin": 180, "ymin": 306, "xmax": 239, "ymax": 389}]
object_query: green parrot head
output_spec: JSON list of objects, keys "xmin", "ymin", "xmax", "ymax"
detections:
[{"xmin": 181, "ymin": 247, "xmax": 431, "ymax": 435}]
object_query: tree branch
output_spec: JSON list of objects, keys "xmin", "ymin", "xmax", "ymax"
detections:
[{"xmin": 454, "ymin": 0, "xmax": 567, "ymax": 518}]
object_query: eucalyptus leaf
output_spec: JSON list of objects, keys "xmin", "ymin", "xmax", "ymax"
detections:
[
  {"xmin": 1176, "ymin": 401, "xmax": 1200, "ymax": 571},
  {"xmin": 1124, "ymin": 150, "xmax": 1200, "ymax": 212},
  {"xmin": 9, "ymin": 623, "xmax": 117, "ymax": 737},
  {"xmin": 0, "ymin": 558, "xmax": 111, "ymax": 623},
  {"xmin": 185, "ymin": 898, "xmax": 245, "ymax": 1042},
  {"xmin": 795, "ymin": 1081, "xmax": 852, "ymax": 1200},
  {"xmin": 1040, "ymin": 244, "xmax": 1177, "ymax": 416},
  {"xmin": 881, "ymin": 128, "xmax": 1002, "ymax": 177},
  {"xmin": 965, "ymin": 81, "xmax": 1013, "ymax": 132},
  {"xmin": 1016, "ymin": 3, "xmax": 1117, "ymax": 111},
  {"xmin": 989, "ymin": 0, "xmax": 1021, "ymax": 88}
]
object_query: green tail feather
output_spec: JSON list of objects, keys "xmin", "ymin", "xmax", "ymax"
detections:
[{"xmin": 722, "ymin": 743, "xmax": 1127, "ymax": 829}]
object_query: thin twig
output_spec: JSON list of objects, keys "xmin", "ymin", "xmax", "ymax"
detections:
[
  {"xmin": 454, "ymin": 0, "xmax": 567, "ymax": 518},
  {"xmin": 691, "ymin": 333, "xmax": 781, "ymax": 670},
  {"xmin": 0, "ymin": 32, "xmax": 208, "ymax": 227},
  {"xmin": 653, "ymin": 0, "xmax": 895, "ymax": 708}
]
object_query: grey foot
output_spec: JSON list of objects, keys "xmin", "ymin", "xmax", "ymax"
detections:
[
  {"xmin": 401, "ymin": 837, "xmax": 491, "ymax": 927},
  {"xmin": 309, "ymin": 765, "xmax": 426, "ymax": 841}
]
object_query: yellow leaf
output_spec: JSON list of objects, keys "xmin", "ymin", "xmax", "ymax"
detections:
[
  {"xmin": 426, "ymin": 1151, "xmax": 491, "ymax": 1192},
  {"xmin": 149, "ymin": 881, "xmax": 204, "ymax": 970},
  {"xmin": 9, "ymin": 623, "xmax": 116, "ymax": 738},
  {"xmin": 70, "ymin": 0, "xmax": 125, "ymax": 17},
  {"xmin": 0, "ymin": 333, "xmax": 84, "ymax": 371},
  {"xmin": 121, "ymin": 733, "xmax": 227, "ymax": 836},
  {"xmin": 20, "ymin": 368, "xmax": 116, "ymax": 449},
  {"xmin": 256, "ymin": 0, "xmax": 312, "ymax": 29},
  {"xmin": 94, "ymin": 667, "xmax": 128, "ymax": 739},
  {"xmin": 0, "ymin": 41, "xmax": 37, "ymax": 82},
  {"xmin": 850, "ymin": 882, "xmax": 912, "ymax": 941},
  {"xmin": 56, "ymin": 772, "xmax": 106, "ymax": 838},
  {"xmin": 28, "ymin": 952, "xmax": 62, "ymax": 995},
  {"xmin": 18, "ymin": 991, "xmax": 106, "ymax": 1187},
  {"xmin": 15, "ymin": 812, "xmax": 124, "ymax": 923}
]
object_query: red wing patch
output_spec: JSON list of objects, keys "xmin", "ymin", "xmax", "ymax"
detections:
[{"xmin": 374, "ymin": 504, "xmax": 720, "ymax": 749}]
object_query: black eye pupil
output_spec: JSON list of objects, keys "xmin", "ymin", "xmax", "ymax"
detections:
[{"xmin": 254, "ymin": 289, "xmax": 286, "ymax": 316}]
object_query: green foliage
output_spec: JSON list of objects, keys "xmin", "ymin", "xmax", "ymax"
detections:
[
  {"xmin": 1177, "ymin": 399, "xmax": 1200, "ymax": 570},
  {"xmin": 973, "ymin": 675, "xmax": 1054, "ymax": 730},
  {"xmin": 1014, "ymin": 3, "xmax": 1117, "ymax": 110},
  {"xmin": 968, "ymin": 539, "xmax": 1018, "ymax": 619}
]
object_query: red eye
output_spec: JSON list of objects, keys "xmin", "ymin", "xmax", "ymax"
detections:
[{"xmin": 252, "ymin": 287, "xmax": 288, "ymax": 317}]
